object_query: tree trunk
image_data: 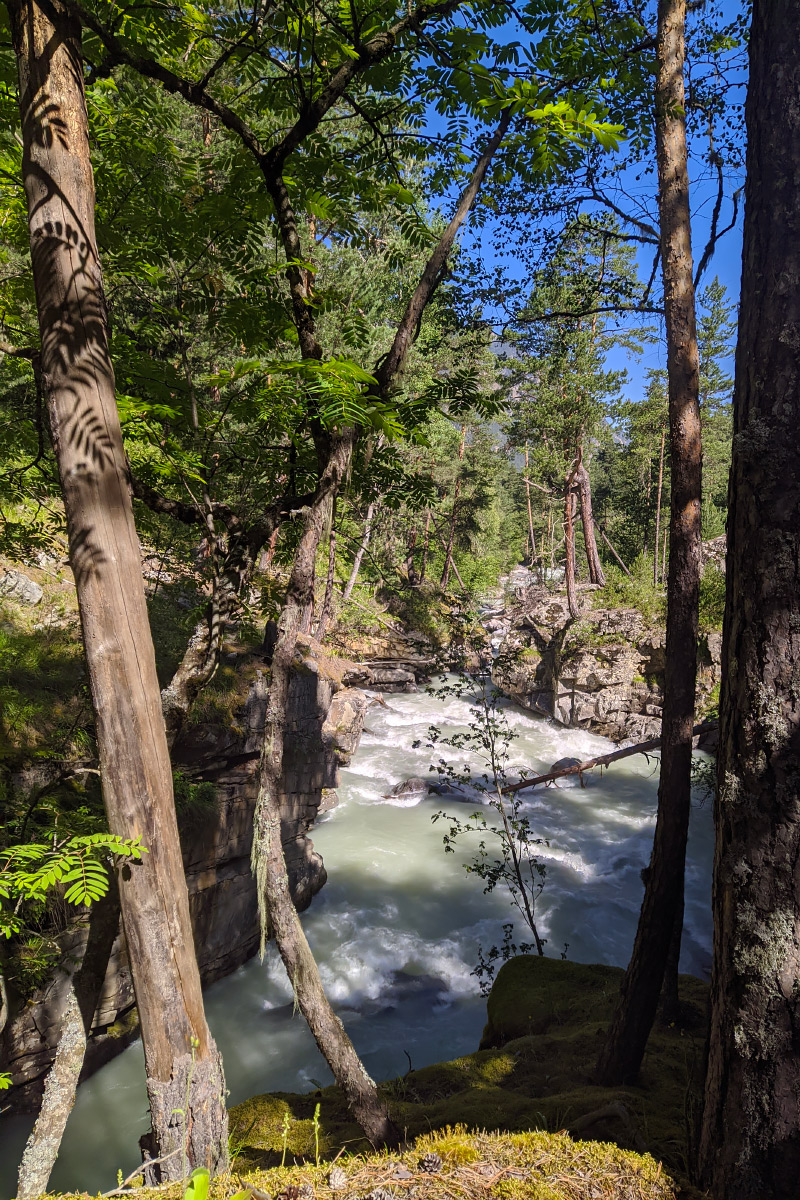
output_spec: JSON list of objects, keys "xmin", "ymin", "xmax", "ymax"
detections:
[
  {"xmin": 419, "ymin": 508, "xmax": 431, "ymax": 583},
  {"xmin": 575, "ymin": 460, "xmax": 606, "ymax": 586},
  {"xmin": 699, "ymin": 4, "xmax": 800, "ymax": 1194},
  {"xmin": 315, "ymin": 505, "xmax": 337, "ymax": 641},
  {"xmin": 596, "ymin": 0, "xmax": 701, "ymax": 1086},
  {"xmin": 524, "ymin": 443, "xmax": 537, "ymax": 569},
  {"xmin": 564, "ymin": 467, "xmax": 579, "ymax": 619},
  {"xmin": 252, "ymin": 432, "xmax": 400, "ymax": 1148},
  {"xmin": 9, "ymin": 0, "xmax": 228, "ymax": 1175},
  {"xmin": 17, "ymin": 885, "xmax": 120, "ymax": 1198},
  {"xmin": 341, "ymin": 502, "xmax": 375, "ymax": 603},
  {"xmin": 441, "ymin": 424, "xmax": 467, "ymax": 590},
  {"xmin": 653, "ymin": 427, "xmax": 666, "ymax": 586}
]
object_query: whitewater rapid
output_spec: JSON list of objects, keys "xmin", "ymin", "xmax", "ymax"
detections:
[{"xmin": 0, "ymin": 683, "xmax": 713, "ymax": 1197}]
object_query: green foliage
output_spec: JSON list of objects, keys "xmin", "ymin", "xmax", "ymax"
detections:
[
  {"xmin": 698, "ymin": 565, "xmax": 726, "ymax": 632},
  {"xmin": 593, "ymin": 558, "xmax": 667, "ymax": 626},
  {"xmin": 0, "ymin": 833, "xmax": 146, "ymax": 936}
]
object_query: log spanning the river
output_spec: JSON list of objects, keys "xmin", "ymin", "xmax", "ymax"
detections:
[{"xmin": 501, "ymin": 719, "xmax": 719, "ymax": 795}]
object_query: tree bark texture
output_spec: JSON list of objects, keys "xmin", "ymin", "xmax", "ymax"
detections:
[
  {"xmin": 653, "ymin": 427, "xmax": 666, "ymax": 586},
  {"xmin": 575, "ymin": 460, "xmax": 606, "ymax": 586},
  {"xmin": 251, "ymin": 432, "xmax": 400, "ymax": 1148},
  {"xmin": 699, "ymin": 4, "xmax": 800, "ymax": 1194},
  {"xmin": 596, "ymin": 0, "xmax": 701, "ymax": 1086},
  {"xmin": 9, "ymin": 0, "xmax": 228, "ymax": 1175}
]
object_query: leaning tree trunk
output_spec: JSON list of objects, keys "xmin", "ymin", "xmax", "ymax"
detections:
[
  {"xmin": 575, "ymin": 460, "xmax": 606, "ymax": 586},
  {"xmin": 252, "ymin": 431, "xmax": 400, "ymax": 1148},
  {"xmin": 699, "ymin": 4, "xmax": 800, "ymax": 1194},
  {"xmin": 17, "ymin": 885, "xmax": 120, "ymax": 1198},
  {"xmin": 8, "ymin": 0, "xmax": 228, "ymax": 1176},
  {"xmin": 596, "ymin": 0, "xmax": 701, "ymax": 1086}
]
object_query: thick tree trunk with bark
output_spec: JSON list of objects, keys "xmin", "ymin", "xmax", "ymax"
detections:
[
  {"xmin": 596, "ymin": 0, "xmax": 701, "ymax": 1086},
  {"xmin": 653, "ymin": 427, "xmax": 666, "ymax": 586},
  {"xmin": 699, "ymin": 5, "xmax": 800, "ymax": 1194},
  {"xmin": 9, "ymin": 0, "xmax": 228, "ymax": 1175},
  {"xmin": 575, "ymin": 460, "xmax": 605, "ymax": 586}
]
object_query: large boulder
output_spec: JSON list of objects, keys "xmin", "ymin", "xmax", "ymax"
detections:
[{"xmin": 0, "ymin": 568, "xmax": 43, "ymax": 605}]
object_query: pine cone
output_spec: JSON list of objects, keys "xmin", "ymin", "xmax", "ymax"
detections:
[
  {"xmin": 298, "ymin": 1187, "xmax": 315, "ymax": 1199},
  {"xmin": 364, "ymin": 1189, "xmax": 394, "ymax": 1200},
  {"xmin": 418, "ymin": 1152, "xmax": 442, "ymax": 1175},
  {"xmin": 328, "ymin": 1168, "xmax": 348, "ymax": 1192},
  {"xmin": 275, "ymin": 1188, "xmax": 301, "ymax": 1200}
]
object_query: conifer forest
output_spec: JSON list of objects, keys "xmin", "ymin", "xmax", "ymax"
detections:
[{"xmin": 0, "ymin": 1, "xmax": 798, "ymax": 1197}]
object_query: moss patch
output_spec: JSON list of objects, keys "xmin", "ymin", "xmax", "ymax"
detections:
[{"xmin": 53, "ymin": 1127, "xmax": 677, "ymax": 1200}]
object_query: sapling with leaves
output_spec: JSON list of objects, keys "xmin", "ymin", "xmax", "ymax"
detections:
[{"xmin": 420, "ymin": 625, "xmax": 547, "ymax": 994}]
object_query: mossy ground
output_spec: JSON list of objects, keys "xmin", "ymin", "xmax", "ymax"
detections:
[
  {"xmin": 49, "ymin": 1127, "xmax": 676, "ymax": 1200},
  {"xmin": 224, "ymin": 958, "xmax": 705, "ymax": 1197}
]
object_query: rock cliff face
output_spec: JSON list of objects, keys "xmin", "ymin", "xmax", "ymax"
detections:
[
  {"xmin": 493, "ymin": 588, "xmax": 721, "ymax": 744},
  {"xmin": 2, "ymin": 643, "xmax": 369, "ymax": 1111}
]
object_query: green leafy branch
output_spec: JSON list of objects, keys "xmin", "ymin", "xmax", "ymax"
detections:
[{"xmin": 0, "ymin": 833, "xmax": 147, "ymax": 938}]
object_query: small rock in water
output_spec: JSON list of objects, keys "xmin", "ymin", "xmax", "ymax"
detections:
[
  {"xmin": 386, "ymin": 777, "xmax": 429, "ymax": 798},
  {"xmin": 548, "ymin": 756, "xmax": 584, "ymax": 787},
  {"xmin": 0, "ymin": 568, "xmax": 43, "ymax": 606}
]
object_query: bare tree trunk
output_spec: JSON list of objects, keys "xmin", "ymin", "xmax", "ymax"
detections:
[
  {"xmin": 404, "ymin": 521, "xmax": 418, "ymax": 584},
  {"xmin": 9, "ymin": 0, "xmax": 228, "ymax": 1174},
  {"xmin": 441, "ymin": 424, "xmax": 466, "ymax": 590},
  {"xmin": 564, "ymin": 467, "xmax": 579, "ymax": 618},
  {"xmin": 252, "ymin": 433, "xmax": 400, "ymax": 1148},
  {"xmin": 700, "ymin": 4, "xmax": 800, "ymax": 1193},
  {"xmin": 596, "ymin": 0, "xmax": 701, "ymax": 1086},
  {"xmin": 419, "ymin": 508, "xmax": 431, "ymax": 583},
  {"xmin": 594, "ymin": 521, "xmax": 631, "ymax": 577},
  {"xmin": 17, "ymin": 886, "xmax": 120, "ymax": 1198},
  {"xmin": 341, "ymin": 502, "xmax": 375, "ymax": 603},
  {"xmin": 524, "ymin": 443, "xmax": 537, "ymax": 568},
  {"xmin": 653, "ymin": 427, "xmax": 666, "ymax": 586},
  {"xmin": 315, "ymin": 505, "xmax": 337, "ymax": 641},
  {"xmin": 575, "ymin": 460, "xmax": 606, "ymax": 586}
]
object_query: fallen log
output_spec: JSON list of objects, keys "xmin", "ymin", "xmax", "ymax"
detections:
[{"xmin": 501, "ymin": 719, "xmax": 718, "ymax": 794}]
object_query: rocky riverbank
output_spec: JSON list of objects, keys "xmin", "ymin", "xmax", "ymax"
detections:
[
  {"xmin": 1, "ymin": 636, "xmax": 373, "ymax": 1111},
  {"xmin": 489, "ymin": 580, "xmax": 721, "ymax": 746}
]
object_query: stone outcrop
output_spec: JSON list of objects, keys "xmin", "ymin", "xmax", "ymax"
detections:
[
  {"xmin": 2, "ymin": 641, "xmax": 369, "ymax": 1111},
  {"xmin": 493, "ymin": 587, "xmax": 721, "ymax": 744}
]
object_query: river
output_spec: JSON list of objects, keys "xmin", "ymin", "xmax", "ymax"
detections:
[{"xmin": 0, "ymin": 681, "xmax": 714, "ymax": 1197}]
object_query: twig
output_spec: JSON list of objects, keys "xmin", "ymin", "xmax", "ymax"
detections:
[{"xmin": 100, "ymin": 1149, "xmax": 183, "ymax": 1196}]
